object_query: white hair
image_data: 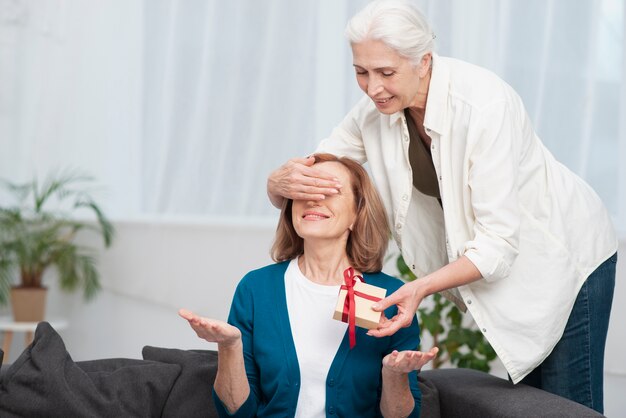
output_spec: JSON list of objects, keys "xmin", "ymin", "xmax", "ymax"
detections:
[{"xmin": 345, "ymin": 0, "xmax": 435, "ymax": 65}]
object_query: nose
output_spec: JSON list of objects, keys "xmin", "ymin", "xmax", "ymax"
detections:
[{"xmin": 368, "ymin": 76, "xmax": 383, "ymax": 97}]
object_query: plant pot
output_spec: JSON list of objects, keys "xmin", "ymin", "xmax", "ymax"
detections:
[{"xmin": 10, "ymin": 287, "xmax": 48, "ymax": 322}]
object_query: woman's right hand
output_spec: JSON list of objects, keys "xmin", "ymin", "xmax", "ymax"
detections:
[
  {"xmin": 267, "ymin": 156, "xmax": 342, "ymax": 207},
  {"xmin": 178, "ymin": 308, "xmax": 241, "ymax": 348}
]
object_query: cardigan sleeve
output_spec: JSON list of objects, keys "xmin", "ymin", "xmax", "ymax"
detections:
[{"xmin": 213, "ymin": 276, "xmax": 261, "ymax": 418}]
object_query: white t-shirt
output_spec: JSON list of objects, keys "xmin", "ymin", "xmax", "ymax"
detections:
[{"xmin": 284, "ymin": 258, "xmax": 347, "ymax": 418}]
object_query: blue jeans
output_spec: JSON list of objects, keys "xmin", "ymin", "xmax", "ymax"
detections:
[{"xmin": 520, "ymin": 252, "xmax": 617, "ymax": 413}]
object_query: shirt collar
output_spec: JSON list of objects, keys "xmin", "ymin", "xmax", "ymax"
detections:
[
  {"xmin": 423, "ymin": 53, "xmax": 448, "ymax": 135},
  {"xmin": 389, "ymin": 109, "xmax": 404, "ymax": 126}
]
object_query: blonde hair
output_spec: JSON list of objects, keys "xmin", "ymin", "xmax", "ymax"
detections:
[{"xmin": 271, "ymin": 153, "xmax": 390, "ymax": 273}]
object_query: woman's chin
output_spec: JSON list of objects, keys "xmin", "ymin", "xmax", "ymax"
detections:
[
  {"xmin": 373, "ymin": 99, "xmax": 401, "ymax": 114},
  {"xmin": 299, "ymin": 231, "xmax": 345, "ymax": 244}
]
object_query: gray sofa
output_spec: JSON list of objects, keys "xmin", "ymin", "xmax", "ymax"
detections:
[{"xmin": 0, "ymin": 322, "xmax": 603, "ymax": 417}]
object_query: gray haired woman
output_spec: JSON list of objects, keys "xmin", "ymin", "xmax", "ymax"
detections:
[{"xmin": 267, "ymin": 0, "xmax": 617, "ymax": 413}]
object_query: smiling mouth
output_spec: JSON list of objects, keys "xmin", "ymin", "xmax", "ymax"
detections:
[
  {"xmin": 374, "ymin": 96, "xmax": 394, "ymax": 104},
  {"xmin": 302, "ymin": 212, "xmax": 329, "ymax": 220}
]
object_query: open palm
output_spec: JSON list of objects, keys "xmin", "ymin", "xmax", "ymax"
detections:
[
  {"xmin": 382, "ymin": 346, "xmax": 439, "ymax": 374},
  {"xmin": 179, "ymin": 308, "xmax": 241, "ymax": 347}
]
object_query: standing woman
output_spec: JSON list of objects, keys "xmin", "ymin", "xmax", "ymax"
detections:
[{"xmin": 267, "ymin": 0, "xmax": 617, "ymax": 413}]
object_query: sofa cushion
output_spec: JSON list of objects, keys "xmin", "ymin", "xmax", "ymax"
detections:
[
  {"xmin": 418, "ymin": 373, "xmax": 441, "ymax": 418},
  {"xmin": 0, "ymin": 322, "xmax": 182, "ymax": 418},
  {"xmin": 142, "ymin": 345, "xmax": 219, "ymax": 418},
  {"xmin": 421, "ymin": 368, "xmax": 605, "ymax": 418},
  {"xmin": 142, "ymin": 346, "xmax": 444, "ymax": 418}
]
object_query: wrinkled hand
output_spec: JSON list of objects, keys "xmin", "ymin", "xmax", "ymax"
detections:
[
  {"xmin": 267, "ymin": 156, "xmax": 342, "ymax": 204},
  {"xmin": 368, "ymin": 280, "xmax": 423, "ymax": 338},
  {"xmin": 382, "ymin": 347, "xmax": 439, "ymax": 374},
  {"xmin": 178, "ymin": 308, "xmax": 241, "ymax": 347}
]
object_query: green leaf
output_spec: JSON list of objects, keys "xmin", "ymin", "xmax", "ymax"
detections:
[
  {"xmin": 447, "ymin": 306, "xmax": 462, "ymax": 327},
  {"xmin": 396, "ymin": 255, "xmax": 417, "ymax": 281}
]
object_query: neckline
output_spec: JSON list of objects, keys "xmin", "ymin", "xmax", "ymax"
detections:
[{"xmin": 289, "ymin": 258, "xmax": 341, "ymax": 295}]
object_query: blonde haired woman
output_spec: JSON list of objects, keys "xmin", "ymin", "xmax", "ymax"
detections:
[{"xmin": 181, "ymin": 154, "xmax": 437, "ymax": 417}]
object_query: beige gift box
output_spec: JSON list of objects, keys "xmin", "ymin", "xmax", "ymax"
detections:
[{"xmin": 333, "ymin": 280, "xmax": 387, "ymax": 330}]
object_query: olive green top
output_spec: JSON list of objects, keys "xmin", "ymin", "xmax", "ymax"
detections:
[{"xmin": 405, "ymin": 108, "xmax": 441, "ymax": 199}]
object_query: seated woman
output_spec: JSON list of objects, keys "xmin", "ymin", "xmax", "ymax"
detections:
[{"xmin": 179, "ymin": 154, "xmax": 437, "ymax": 417}]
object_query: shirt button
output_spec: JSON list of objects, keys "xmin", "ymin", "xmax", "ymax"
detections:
[
  {"xmin": 412, "ymin": 264, "xmax": 415, "ymax": 270},
  {"xmin": 396, "ymin": 223, "xmax": 402, "ymax": 230},
  {"xmin": 439, "ymin": 175, "xmax": 442, "ymax": 180},
  {"xmin": 431, "ymin": 145, "xmax": 435, "ymax": 150},
  {"xmin": 329, "ymin": 406, "xmax": 336, "ymax": 415},
  {"xmin": 426, "ymin": 128, "xmax": 431, "ymax": 132},
  {"xmin": 482, "ymin": 328, "xmax": 487, "ymax": 333},
  {"xmin": 328, "ymin": 379, "xmax": 335, "ymax": 387},
  {"xmin": 402, "ymin": 194, "xmax": 408, "ymax": 201},
  {"xmin": 467, "ymin": 299, "xmax": 472, "ymax": 305}
]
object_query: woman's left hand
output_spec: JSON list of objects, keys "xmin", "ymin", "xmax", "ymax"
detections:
[{"xmin": 382, "ymin": 346, "xmax": 439, "ymax": 374}]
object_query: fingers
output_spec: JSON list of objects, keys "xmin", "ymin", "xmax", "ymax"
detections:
[
  {"xmin": 386, "ymin": 350, "xmax": 400, "ymax": 365},
  {"xmin": 414, "ymin": 346, "xmax": 438, "ymax": 369},
  {"xmin": 295, "ymin": 166, "xmax": 342, "ymax": 195},
  {"xmin": 384, "ymin": 348, "xmax": 437, "ymax": 373},
  {"xmin": 178, "ymin": 308, "xmax": 195, "ymax": 320},
  {"xmin": 179, "ymin": 308, "xmax": 210, "ymax": 329},
  {"xmin": 367, "ymin": 317, "xmax": 406, "ymax": 338},
  {"xmin": 291, "ymin": 156, "xmax": 340, "ymax": 181},
  {"xmin": 367, "ymin": 308, "xmax": 414, "ymax": 338},
  {"xmin": 384, "ymin": 350, "xmax": 424, "ymax": 372},
  {"xmin": 428, "ymin": 346, "xmax": 439, "ymax": 356},
  {"xmin": 371, "ymin": 292, "xmax": 401, "ymax": 312},
  {"xmin": 270, "ymin": 157, "xmax": 343, "ymax": 201},
  {"xmin": 292, "ymin": 155, "xmax": 316, "ymax": 167}
]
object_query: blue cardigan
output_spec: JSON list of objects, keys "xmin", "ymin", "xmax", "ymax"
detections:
[{"xmin": 213, "ymin": 262, "xmax": 421, "ymax": 417}]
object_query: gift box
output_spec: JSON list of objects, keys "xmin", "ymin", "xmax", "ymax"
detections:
[{"xmin": 333, "ymin": 268, "xmax": 387, "ymax": 348}]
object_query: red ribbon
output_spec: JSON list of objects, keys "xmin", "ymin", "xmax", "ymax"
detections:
[{"xmin": 341, "ymin": 267, "xmax": 382, "ymax": 349}]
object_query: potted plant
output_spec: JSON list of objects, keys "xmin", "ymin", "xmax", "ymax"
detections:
[
  {"xmin": 0, "ymin": 171, "xmax": 114, "ymax": 322},
  {"xmin": 395, "ymin": 254, "xmax": 497, "ymax": 372}
]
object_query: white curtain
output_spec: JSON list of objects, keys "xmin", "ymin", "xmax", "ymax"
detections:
[
  {"xmin": 0, "ymin": 0, "xmax": 144, "ymax": 215},
  {"xmin": 139, "ymin": 0, "xmax": 369, "ymax": 217},
  {"xmin": 420, "ymin": 0, "xmax": 624, "ymax": 230},
  {"xmin": 1, "ymin": 0, "xmax": 624, "ymax": 231}
]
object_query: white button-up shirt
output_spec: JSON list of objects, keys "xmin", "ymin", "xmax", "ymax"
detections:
[{"xmin": 317, "ymin": 53, "xmax": 617, "ymax": 382}]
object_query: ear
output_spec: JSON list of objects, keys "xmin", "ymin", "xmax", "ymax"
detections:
[{"xmin": 418, "ymin": 53, "xmax": 432, "ymax": 78}]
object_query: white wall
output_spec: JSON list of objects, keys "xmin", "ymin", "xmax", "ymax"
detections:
[
  {"xmin": 1, "ymin": 221, "xmax": 624, "ymax": 414},
  {"xmin": 0, "ymin": 218, "xmax": 278, "ymax": 359}
]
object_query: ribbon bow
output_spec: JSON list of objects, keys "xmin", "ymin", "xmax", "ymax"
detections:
[{"xmin": 341, "ymin": 267, "xmax": 382, "ymax": 349}]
